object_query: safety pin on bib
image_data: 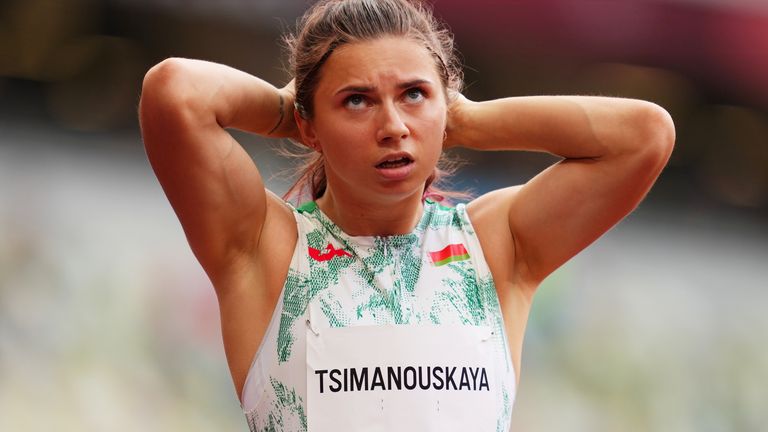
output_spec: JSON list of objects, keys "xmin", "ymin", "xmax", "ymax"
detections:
[{"xmin": 306, "ymin": 319, "xmax": 320, "ymax": 336}]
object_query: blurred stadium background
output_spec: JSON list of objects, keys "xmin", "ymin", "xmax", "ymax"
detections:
[{"xmin": 1, "ymin": 0, "xmax": 767, "ymax": 430}]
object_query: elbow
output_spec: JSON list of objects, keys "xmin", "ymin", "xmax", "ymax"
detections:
[
  {"xmin": 627, "ymin": 101, "xmax": 676, "ymax": 171},
  {"xmin": 645, "ymin": 102, "xmax": 676, "ymax": 159},
  {"xmin": 139, "ymin": 58, "xmax": 203, "ymax": 129},
  {"xmin": 139, "ymin": 58, "xmax": 211, "ymax": 154},
  {"xmin": 648, "ymin": 103, "xmax": 676, "ymax": 171},
  {"xmin": 140, "ymin": 58, "xmax": 187, "ymax": 108},
  {"xmin": 142, "ymin": 57, "xmax": 199, "ymax": 95}
]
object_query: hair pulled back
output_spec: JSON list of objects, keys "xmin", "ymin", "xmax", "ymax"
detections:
[{"xmin": 282, "ymin": 0, "xmax": 464, "ymax": 203}]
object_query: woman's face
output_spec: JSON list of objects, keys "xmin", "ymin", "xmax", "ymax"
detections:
[{"xmin": 299, "ymin": 36, "xmax": 447, "ymax": 204}]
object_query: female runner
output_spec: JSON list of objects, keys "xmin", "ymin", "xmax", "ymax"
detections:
[{"xmin": 139, "ymin": 0, "xmax": 675, "ymax": 430}]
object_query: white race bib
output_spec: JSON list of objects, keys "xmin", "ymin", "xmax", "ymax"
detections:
[{"xmin": 306, "ymin": 323, "xmax": 498, "ymax": 432}]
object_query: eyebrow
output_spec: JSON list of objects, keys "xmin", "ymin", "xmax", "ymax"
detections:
[{"xmin": 335, "ymin": 79, "xmax": 433, "ymax": 95}]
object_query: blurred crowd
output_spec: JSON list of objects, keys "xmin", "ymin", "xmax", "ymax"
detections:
[
  {"xmin": 1, "ymin": 0, "xmax": 767, "ymax": 211},
  {"xmin": 1, "ymin": 1, "xmax": 766, "ymax": 431}
]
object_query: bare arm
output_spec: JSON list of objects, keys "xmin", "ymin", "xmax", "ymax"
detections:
[
  {"xmin": 140, "ymin": 58, "xmax": 304, "ymax": 397},
  {"xmin": 455, "ymin": 95, "xmax": 675, "ymax": 290},
  {"xmin": 139, "ymin": 58, "xmax": 296, "ymax": 287}
]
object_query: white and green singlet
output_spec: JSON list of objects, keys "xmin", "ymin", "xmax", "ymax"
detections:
[{"xmin": 241, "ymin": 199, "xmax": 515, "ymax": 432}]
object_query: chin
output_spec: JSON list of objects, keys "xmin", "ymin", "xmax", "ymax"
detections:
[{"xmin": 375, "ymin": 179, "xmax": 430, "ymax": 201}]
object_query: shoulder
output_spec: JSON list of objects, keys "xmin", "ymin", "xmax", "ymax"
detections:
[
  {"xmin": 259, "ymin": 191, "xmax": 300, "ymax": 252},
  {"xmin": 211, "ymin": 191, "xmax": 297, "ymax": 291},
  {"xmin": 465, "ymin": 185, "xmax": 536, "ymax": 291},
  {"xmin": 466, "ymin": 185, "xmax": 523, "ymax": 234}
]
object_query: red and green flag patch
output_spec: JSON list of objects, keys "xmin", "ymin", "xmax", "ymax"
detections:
[{"xmin": 429, "ymin": 243, "xmax": 470, "ymax": 266}]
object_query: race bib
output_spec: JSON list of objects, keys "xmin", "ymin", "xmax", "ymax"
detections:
[{"xmin": 306, "ymin": 323, "xmax": 498, "ymax": 431}]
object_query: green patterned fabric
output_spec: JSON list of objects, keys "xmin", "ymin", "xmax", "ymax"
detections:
[{"xmin": 242, "ymin": 200, "xmax": 515, "ymax": 431}]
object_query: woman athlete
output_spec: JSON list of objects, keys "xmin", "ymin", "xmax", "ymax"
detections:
[{"xmin": 139, "ymin": 0, "xmax": 674, "ymax": 430}]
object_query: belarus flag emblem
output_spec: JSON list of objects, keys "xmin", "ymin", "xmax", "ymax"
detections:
[{"xmin": 429, "ymin": 243, "xmax": 470, "ymax": 266}]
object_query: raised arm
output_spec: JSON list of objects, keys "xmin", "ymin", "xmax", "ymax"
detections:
[
  {"xmin": 456, "ymin": 95, "xmax": 675, "ymax": 291},
  {"xmin": 139, "ymin": 58, "xmax": 297, "ymax": 288}
]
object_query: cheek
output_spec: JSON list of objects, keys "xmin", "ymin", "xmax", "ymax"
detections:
[
  {"xmin": 314, "ymin": 116, "xmax": 365, "ymax": 152},
  {"xmin": 315, "ymin": 126, "xmax": 372, "ymax": 173},
  {"xmin": 413, "ymin": 110, "xmax": 446, "ymax": 149}
]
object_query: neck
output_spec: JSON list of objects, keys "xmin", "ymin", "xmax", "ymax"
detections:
[{"xmin": 315, "ymin": 188, "xmax": 425, "ymax": 237}]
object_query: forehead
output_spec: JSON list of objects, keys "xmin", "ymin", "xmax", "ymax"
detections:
[{"xmin": 316, "ymin": 36, "xmax": 442, "ymax": 92}]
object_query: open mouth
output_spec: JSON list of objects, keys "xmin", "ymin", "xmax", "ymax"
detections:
[{"xmin": 376, "ymin": 156, "xmax": 413, "ymax": 169}]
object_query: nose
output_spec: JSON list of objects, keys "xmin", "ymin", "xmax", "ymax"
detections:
[{"xmin": 376, "ymin": 102, "xmax": 409, "ymax": 144}]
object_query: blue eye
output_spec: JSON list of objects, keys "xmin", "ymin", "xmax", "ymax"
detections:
[
  {"xmin": 405, "ymin": 88, "xmax": 425, "ymax": 102},
  {"xmin": 344, "ymin": 94, "xmax": 367, "ymax": 109}
]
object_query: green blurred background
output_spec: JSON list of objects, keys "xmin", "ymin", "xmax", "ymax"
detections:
[{"xmin": 1, "ymin": 0, "xmax": 767, "ymax": 430}]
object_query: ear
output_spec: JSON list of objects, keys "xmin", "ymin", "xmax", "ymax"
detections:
[{"xmin": 295, "ymin": 110, "xmax": 322, "ymax": 153}]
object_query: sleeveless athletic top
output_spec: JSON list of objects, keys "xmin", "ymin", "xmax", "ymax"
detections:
[{"xmin": 241, "ymin": 200, "xmax": 515, "ymax": 431}]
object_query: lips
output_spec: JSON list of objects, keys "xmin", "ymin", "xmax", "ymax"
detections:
[
  {"xmin": 375, "ymin": 152, "xmax": 414, "ymax": 169},
  {"xmin": 376, "ymin": 157, "xmax": 412, "ymax": 169},
  {"xmin": 375, "ymin": 152, "xmax": 415, "ymax": 181}
]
